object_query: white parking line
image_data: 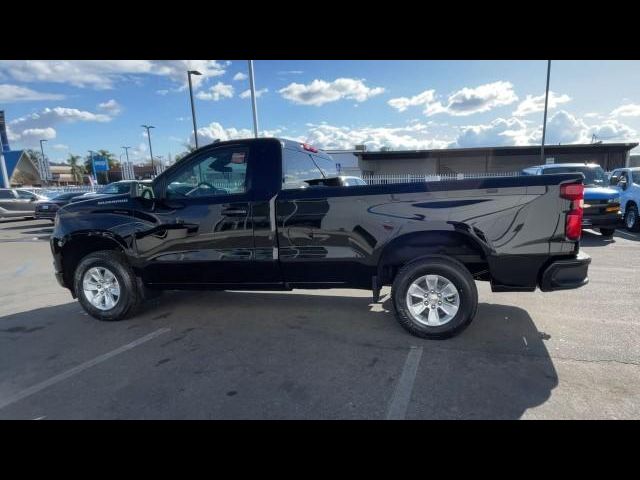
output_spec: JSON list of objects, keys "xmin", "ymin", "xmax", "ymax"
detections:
[
  {"xmin": 386, "ymin": 346, "xmax": 423, "ymax": 420},
  {"xmin": 0, "ymin": 328, "xmax": 171, "ymax": 411},
  {"xmin": 616, "ymin": 230, "xmax": 639, "ymax": 240}
]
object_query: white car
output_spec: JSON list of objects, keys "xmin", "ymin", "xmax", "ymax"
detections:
[{"xmin": 609, "ymin": 167, "xmax": 640, "ymax": 231}]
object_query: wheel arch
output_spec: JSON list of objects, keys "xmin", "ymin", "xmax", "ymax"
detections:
[
  {"xmin": 376, "ymin": 228, "xmax": 491, "ymax": 285},
  {"xmin": 60, "ymin": 231, "xmax": 129, "ymax": 294}
]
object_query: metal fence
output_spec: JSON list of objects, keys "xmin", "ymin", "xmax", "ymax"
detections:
[{"xmin": 361, "ymin": 172, "xmax": 523, "ymax": 185}]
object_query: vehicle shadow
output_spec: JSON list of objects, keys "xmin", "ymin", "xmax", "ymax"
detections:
[
  {"xmin": 581, "ymin": 229, "xmax": 616, "ymax": 247},
  {"xmin": 151, "ymin": 289, "xmax": 557, "ymax": 419},
  {"xmin": 0, "ymin": 222, "xmax": 51, "ymax": 231},
  {"xmin": 0, "ymin": 290, "xmax": 557, "ymax": 419}
]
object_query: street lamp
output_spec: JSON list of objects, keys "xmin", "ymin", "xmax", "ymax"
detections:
[
  {"xmin": 39, "ymin": 139, "xmax": 48, "ymax": 184},
  {"xmin": 122, "ymin": 146, "xmax": 132, "ymax": 180},
  {"xmin": 187, "ymin": 70, "xmax": 202, "ymax": 149},
  {"xmin": 141, "ymin": 125, "xmax": 155, "ymax": 173},
  {"xmin": 248, "ymin": 60, "xmax": 259, "ymax": 138},
  {"xmin": 540, "ymin": 60, "xmax": 552, "ymax": 163}
]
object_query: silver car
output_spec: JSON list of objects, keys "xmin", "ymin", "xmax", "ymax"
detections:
[{"xmin": 0, "ymin": 188, "xmax": 48, "ymax": 219}]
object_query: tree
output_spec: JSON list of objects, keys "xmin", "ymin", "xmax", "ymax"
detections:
[
  {"xmin": 175, "ymin": 143, "xmax": 198, "ymax": 163},
  {"xmin": 67, "ymin": 154, "xmax": 85, "ymax": 184}
]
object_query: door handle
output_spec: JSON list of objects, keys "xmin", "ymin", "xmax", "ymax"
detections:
[{"xmin": 222, "ymin": 208, "xmax": 248, "ymax": 216}]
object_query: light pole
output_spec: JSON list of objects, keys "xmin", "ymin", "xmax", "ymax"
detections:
[
  {"xmin": 540, "ymin": 60, "xmax": 552, "ymax": 163},
  {"xmin": 122, "ymin": 146, "xmax": 132, "ymax": 180},
  {"xmin": 88, "ymin": 150, "xmax": 97, "ymax": 185},
  {"xmin": 187, "ymin": 70, "xmax": 202, "ymax": 149},
  {"xmin": 39, "ymin": 139, "xmax": 48, "ymax": 185},
  {"xmin": 141, "ymin": 125, "xmax": 155, "ymax": 174},
  {"xmin": 248, "ymin": 60, "xmax": 259, "ymax": 138}
]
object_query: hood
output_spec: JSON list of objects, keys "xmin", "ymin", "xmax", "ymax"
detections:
[
  {"xmin": 58, "ymin": 193, "xmax": 130, "ymax": 214},
  {"xmin": 584, "ymin": 186, "xmax": 619, "ymax": 201}
]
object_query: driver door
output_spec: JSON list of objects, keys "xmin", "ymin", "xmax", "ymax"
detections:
[{"xmin": 134, "ymin": 145, "xmax": 254, "ymax": 286}]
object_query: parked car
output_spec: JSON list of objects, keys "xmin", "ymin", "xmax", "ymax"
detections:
[
  {"xmin": 35, "ymin": 192, "xmax": 89, "ymax": 222},
  {"xmin": 522, "ymin": 163, "xmax": 621, "ymax": 237},
  {"xmin": 51, "ymin": 138, "xmax": 590, "ymax": 339},
  {"xmin": 0, "ymin": 188, "xmax": 48, "ymax": 219},
  {"xmin": 608, "ymin": 167, "xmax": 640, "ymax": 231},
  {"xmin": 71, "ymin": 180, "xmax": 152, "ymax": 202},
  {"xmin": 305, "ymin": 175, "xmax": 367, "ymax": 187}
]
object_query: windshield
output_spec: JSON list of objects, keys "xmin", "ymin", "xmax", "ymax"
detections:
[{"xmin": 545, "ymin": 166, "xmax": 607, "ymax": 187}]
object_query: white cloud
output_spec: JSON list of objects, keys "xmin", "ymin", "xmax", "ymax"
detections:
[
  {"xmin": 0, "ymin": 83, "xmax": 64, "ymax": 103},
  {"xmin": 456, "ymin": 117, "xmax": 533, "ymax": 148},
  {"xmin": 455, "ymin": 110, "xmax": 637, "ymax": 148},
  {"xmin": 611, "ymin": 103, "xmax": 640, "ymax": 117},
  {"xmin": 513, "ymin": 91, "xmax": 571, "ymax": 117},
  {"xmin": 196, "ymin": 82, "xmax": 234, "ymax": 101},
  {"xmin": 156, "ymin": 89, "xmax": 169, "ymax": 96},
  {"xmin": 388, "ymin": 90, "xmax": 437, "ymax": 112},
  {"xmin": 0, "ymin": 60, "xmax": 228, "ymax": 90},
  {"xmin": 239, "ymin": 88, "xmax": 268, "ymax": 99},
  {"xmin": 301, "ymin": 123, "xmax": 452, "ymax": 150},
  {"xmin": 7, "ymin": 106, "xmax": 113, "ymax": 147},
  {"xmin": 279, "ymin": 78, "xmax": 384, "ymax": 106},
  {"xmin": 233, "ymin": 72, "xmax": 248, "ymax": 81},
  {"xmin": 52, "ymin": 143, "xmax": 69, "ymax": 150},
  {"xmin": 389, "ymin": 81, "xmax": 518, "ymax": 117},
  {"xmin": 97, "ymin": 99, "xmax": 122, "ymax": 115},
  {"xmin": 277, "ymin": 70, "xmax": 304, "ymax": 75}
]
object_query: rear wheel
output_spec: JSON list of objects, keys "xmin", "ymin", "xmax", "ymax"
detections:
[
  {"xmin": 625, "ymin": 204, "xmax": 640, "ymax": 232},
  {"xmin": 74, "ymin": 250, "xmax": 142, "ymax": 321},
  {"xmin": 599, "ymin": 227, "xmax": 615, "ymax": 238},
  {"xmin": 392, "ymin": 256, "xmax": 478, "ymax": 339}
]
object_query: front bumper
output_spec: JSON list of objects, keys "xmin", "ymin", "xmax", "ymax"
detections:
[
  {"xmin": 582, "ymin": 211, "xmax": 622, "ymax": 229},
  {"xmin": 539, "ymin": 251, "xmax": 591, "ymax": 292},
  {"xmin": 35, "ymin": 210, "xmax": 57, "ymax": 220}
]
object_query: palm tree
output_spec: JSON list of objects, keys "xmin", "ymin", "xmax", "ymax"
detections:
[{"xmin": 68, "ymin": 154, "xmax": 85, "ymax": 184}]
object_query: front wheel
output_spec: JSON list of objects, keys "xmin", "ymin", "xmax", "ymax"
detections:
[
  {"xmin": 392, "ymin": 256, "xmax": 478, "ymax": 339},
  {"xmin": 74, "ymin": 250, "xmax": 142, "ymax": 321},
  {"xmin": 599, "ymin": 227, "xmax": 616, "ymax": 238},
  {"xmin": 624, "ymin": 204, "xmax": 640, "ymax": 232}
]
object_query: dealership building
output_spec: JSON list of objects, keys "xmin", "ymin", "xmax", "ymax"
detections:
[{"xmin": 328, "ymin": 142, "xmax": 639, "ymax": 176}]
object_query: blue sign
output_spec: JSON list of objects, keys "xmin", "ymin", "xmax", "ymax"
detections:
[{"xmin": 93, "ymin": 156, "xmax": 109, "ymax": 172}]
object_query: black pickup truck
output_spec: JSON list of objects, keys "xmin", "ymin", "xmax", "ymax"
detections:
[{"xmin": 50, "ymin": 138, "xmax": 590, "ymax": 338}]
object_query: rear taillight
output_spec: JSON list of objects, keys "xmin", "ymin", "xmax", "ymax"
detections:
[{"xmin": 560, "ymin": 182, "xmax": 584, "ymax": 241}]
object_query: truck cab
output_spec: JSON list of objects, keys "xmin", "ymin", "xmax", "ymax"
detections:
[{"xmin": 608, "ymin": 167, "xmax": 640, "ymax": 231}]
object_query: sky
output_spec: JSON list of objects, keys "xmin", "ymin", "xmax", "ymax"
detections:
[{"xmin": 1, "ymin": 60, "xmax": 639, "ymax": 165}]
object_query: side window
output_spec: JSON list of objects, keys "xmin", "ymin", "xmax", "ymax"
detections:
[
  {"xmin": 632, "ymin": 171, "xmax": 640, "ymax": 185},
  {"xmin": 16, "ymin": 190, "xmax": 36, "ymax": 200},
  {"xmin": 0, "ymin": 190, "xmax": 14, "ymax": 199},
  {"xmin": 282, "ymin": 149, "xmax": 324, "ymax": 189},
  {"xmin": 166, "ymin": 147, "xmax": 248, "ymax": 199}
]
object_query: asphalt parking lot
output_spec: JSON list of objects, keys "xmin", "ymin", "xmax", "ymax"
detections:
[{"xmin": 0, "ymin": 217, "xmax": 638, "ymax": 419}]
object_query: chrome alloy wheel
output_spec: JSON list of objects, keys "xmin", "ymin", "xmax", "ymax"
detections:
[
  {"xmin": 82, "ymin": 267, "xmax": 121, "ymax": 311},
  {"xmin": 405, "ymin": 274, "xmax": 460, "ymax": 326},
  {"xmin": 626, "ymin": 209, "xmax": 637, "ymax": 229}
]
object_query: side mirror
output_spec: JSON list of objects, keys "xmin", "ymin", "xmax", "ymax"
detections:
[
  {"xmin": 618, "ymin": 178, "xmax": 628, "ymax": 190},
  {"xmin": 610, "ymin": 175, "xmax": 619, "ymax": 186}
]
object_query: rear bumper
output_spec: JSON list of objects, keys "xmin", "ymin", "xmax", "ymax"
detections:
[{"xmin": 539, "ymin": 251, "xmax": 591, "ymax": 292}]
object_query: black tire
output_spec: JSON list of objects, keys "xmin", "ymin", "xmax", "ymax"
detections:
[
  {"xmin": 392, "ymin": 255, "xmax": 478, "ymax": 339},
  {"xmin": 599, "ymin": 227, "xmax": 615, "ymax": 238},
  {"xmin": 625, "ymin": 204, "xmax": 640, "ymax": 232},
  {"xmin": 73, "ymin": 250, "xmax": 142, "ymax": 321}
]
